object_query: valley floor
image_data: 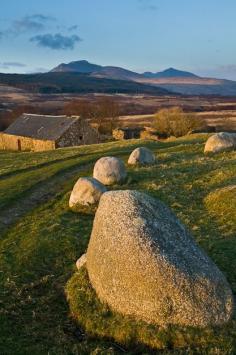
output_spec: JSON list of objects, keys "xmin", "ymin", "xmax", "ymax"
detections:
[{"xmin": 0, "ymin": 135, "xmax": 235, "ymax": 354}]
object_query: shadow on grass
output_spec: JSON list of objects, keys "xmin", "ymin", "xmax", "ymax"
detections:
[{"xmin": 66, "ymin": 268, "xmax": 236, "ymax": 353}]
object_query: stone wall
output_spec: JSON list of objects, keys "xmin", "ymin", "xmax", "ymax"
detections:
[
  {"xmin": 112, "ymin": 129, "xmax": 125, "ymax": 140},
  {"xmin": 113, "ymin": 128, "xmax": 143, "ymax": 140},
  {"xmin": 140, "ymin": 129, "xmax": 158, "ymax": 140},
  {"xmin": 56, "ymin": 118, "xmax": 100, "ymax": 148},
  {"xmin": 0, "ymin": 133, "xmax": 55, "ymax": 151}
]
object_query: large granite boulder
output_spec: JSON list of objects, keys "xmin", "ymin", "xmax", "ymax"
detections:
[
  {"xmin": 93, "ymin": 157, "xmax": 127, "ymax": 185},
  {"xmin": 204, "ymin": 133, "xmax": 236, "ymax": 154},
  {"xmin": 69, "ymin": 177, "xmax": 106, "ymax": 208},
  {"xmin": 87, "ymin": 190, "xmax": 233, "ymax": 327},
  {"xmin": 128, "ymin": 147, "xmax": 156, "ymax": 165}
]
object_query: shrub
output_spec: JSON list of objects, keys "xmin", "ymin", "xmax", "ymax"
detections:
[{"xmin": 153, "ymin": 107, "xmax": 205, "ymax": 138}]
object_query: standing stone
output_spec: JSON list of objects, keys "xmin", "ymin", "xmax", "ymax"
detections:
[
  {"xmin": 93, "ymin": 157, "xmax": 127, "ymax": 185},
  {"xmin": 69, "ymin": 177, "xmax": 106, "ymax": 208},
  {"xmin": 128, "ymin": 147, "xmax": 156, "ymax": 165},
  {"xmin": 204, "ymin": 133, "xmax": 236, "ymax": 154},
  {"xmin": 87, "ymin": 190, "xmax": 233, "ymax": 327}
]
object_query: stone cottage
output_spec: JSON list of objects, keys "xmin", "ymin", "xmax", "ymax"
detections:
[{"xmin": 0, "ymin": 114, "xmax": 100, "ymax": 152}]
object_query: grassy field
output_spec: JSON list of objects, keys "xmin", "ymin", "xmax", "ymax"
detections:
[{"xmin": 0, "ymin": 134, "xmax": 235, "ymax": 354}]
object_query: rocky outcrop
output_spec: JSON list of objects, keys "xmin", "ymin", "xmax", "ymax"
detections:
[
  {"xmin": 93, "ymin": 157, "xmax": 127, "ymax": 185},
  {"xmin": 87, "ymin": 190, "xmax": 233, "ymax": 327},
  {"xmin": 204, "ymin": 133, "xmax": 236, "ymax": 154},
  {"xmin": 128, "ymin": 147, "xmax": 156, "ymax": 165},
  {"xmin": 69, "ymin": 177, "xmax": 106, "ymax": 208}
]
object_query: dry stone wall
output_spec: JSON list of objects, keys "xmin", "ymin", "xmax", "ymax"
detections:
[{"xmin": 0, "ymin": 133, "xmax": 55, "ymax": 151}]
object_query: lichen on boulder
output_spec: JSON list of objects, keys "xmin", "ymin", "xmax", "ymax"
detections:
[
  {"xmin": 86, "ymin": 190, "xmax": 234, "ymax": 328},
  {"xmin": 128, "ymin": 147, "xmax": 156, "ymax": 165},
  {"xmin": 93, "ymin": 156, "xmax": 127, "ymax": 185}
]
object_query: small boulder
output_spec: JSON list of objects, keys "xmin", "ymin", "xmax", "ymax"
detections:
[
  {"xmin": 69, "ymin": 177, "xmax": 106, "ymax": 208},
  {"xmin": 93, "ymin": 157, "xmax": 127, "ymax": 185},
  {"xmin": 128, "ymin": 147, "xmax": 156, "ymax": 165},
  {"xmin": 76, "ymin": 254, "xmax": 87, "ymax": 270},
  {"xmin": 204, "ymin": 132, "xmax": 236, "ymax": 154},
  {"xmin": 87, "ymin": 190, "xmax": 233, "ymax": 327}
]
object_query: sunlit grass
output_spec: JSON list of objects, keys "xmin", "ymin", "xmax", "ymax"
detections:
[{"xmin": 0, "ymin": 134, "xmax": 235, "ymax": 353}]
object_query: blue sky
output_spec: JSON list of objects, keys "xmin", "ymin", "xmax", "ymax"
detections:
[{"xmin": 1, "ymin": 0, "xmax": 236, "ymax": 79}]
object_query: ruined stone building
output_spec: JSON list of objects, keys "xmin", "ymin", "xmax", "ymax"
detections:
[
  {"xmin": 112, "ymin": 127, "xmax": 144, "ymax": 140},
  {"xmin": 0, "ymin": 114, "xmax": 100, "ymax": 151}
]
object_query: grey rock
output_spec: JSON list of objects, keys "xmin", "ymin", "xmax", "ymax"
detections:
[
  {"xmin": 128, "ymin": 147, "xmax": 156, "ymax": 165},
  {"xmin": 204, "ymin": 132, "xmax": 236, "ymax": 154},
  {"xmin": 87, "ymin": 190, "xmax": 233, "ymax": 327},
  {"xmin": 69, "ymin": 177, "xmax": 106, "ymax": 208},
  {"xmin": 93, "ymin": 157, "xmax": 127, "ymax": 185}
]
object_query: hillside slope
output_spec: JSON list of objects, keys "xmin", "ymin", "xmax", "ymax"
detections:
[
  {"xmin": 0, "ymin": 72, "xmax": 170, "ymax": 95},
  {"xmin": 0, "ymin": 135, "xmax": 235, "ymax": 353}
]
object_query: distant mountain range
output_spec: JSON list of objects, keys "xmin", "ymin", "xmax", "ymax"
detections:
[
  {"xmin": 1, "ymin": 60, "xmax": 236, "ymax": 96},
  {"xmin": 50, "ymin": 60, "xmax": 236, "ymax": 96},
  {"xmin": 51, "ymin": 60, "xmax": 198, "ymax": 81}
]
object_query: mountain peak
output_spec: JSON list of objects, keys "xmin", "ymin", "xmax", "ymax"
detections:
[
  {"xmin": 143, "ymin": 68, "xmax": 199, "ymax": 79},
  {"xmin": 51, "ymin": 60, "xmax": 103, "ymax": 73}
]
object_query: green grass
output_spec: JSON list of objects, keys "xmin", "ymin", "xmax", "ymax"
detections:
[
  {"xmin": 66, "ymin": 268, "xmax": 236, "ymax": 353},
  {"xmin": 0, "ymin": 134, "xmax": 235, "ymax": 354},
  {"xmin": 205, "ymin": 185, "xmax": 236, "ymax": 237}
]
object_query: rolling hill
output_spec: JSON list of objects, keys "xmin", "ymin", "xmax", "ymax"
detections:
[{"xmin": 0, "ymin": 72, "xmax": 170, "ymax": 95}]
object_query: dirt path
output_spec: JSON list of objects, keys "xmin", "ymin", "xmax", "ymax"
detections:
[{"xmin": 0, "ymin": 163, "xmax": 91, "ymax": 232}]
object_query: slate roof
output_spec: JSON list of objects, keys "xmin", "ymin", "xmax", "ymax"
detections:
[{"xmin": 4, "ymin": 114, "xmax": 79, "ymax": 141}]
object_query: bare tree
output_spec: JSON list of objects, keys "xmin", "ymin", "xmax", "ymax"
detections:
[
  {"xmin": 95, "ymin": 97, "xmax": 120, "ymax": 134},
  {"xmin": 63, "ymin": 97, "xmax": 120, "ymax": 134}
]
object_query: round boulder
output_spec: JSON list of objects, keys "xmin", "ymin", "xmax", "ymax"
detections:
[
  {"xmin": 87, "ymin": 190, "xmax": 233, "ymax": 327},
  {"xmin": 204, "ymin": 132, "xmax": 236, "ymax": 154},
  {"xmin": 93, "ymin": 157, "xmax": 127, "ymax": 185},
  {"xmin": 128, "ymin": 147, "xmax": 156, "ymax": 165},
  {"xmin": 69, "ymin": 177, "xmax": 106, "ymax": 208}
]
